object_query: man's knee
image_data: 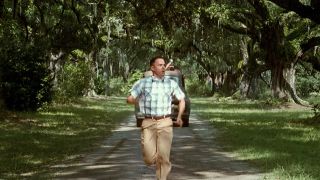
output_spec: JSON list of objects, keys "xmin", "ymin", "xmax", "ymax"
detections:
[{"xmin": 143, "ymin": 156, "xmax": 156, "ymax": 165}]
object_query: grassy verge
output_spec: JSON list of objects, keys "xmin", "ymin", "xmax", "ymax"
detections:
[
  {"xmin": 192, "ymin": 97, "xmax": 319, "ymax": 180},
  {"xmin": 0, "ymin": 96, "xmax": 132, "ymax": 178}
]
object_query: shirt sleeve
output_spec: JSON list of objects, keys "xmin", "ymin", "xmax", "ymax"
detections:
[
  {"xmin": 130, "ymin": 79, "xmax": 143, "ymax": 98},
  {"xmin": 172, "ymin": 81, "xmax": 185, "ymax": 100}
]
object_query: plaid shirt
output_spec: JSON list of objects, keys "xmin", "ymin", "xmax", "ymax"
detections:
[{"xmin": 130, "ymin": 76, "xmax": 185, "ymax": 116}]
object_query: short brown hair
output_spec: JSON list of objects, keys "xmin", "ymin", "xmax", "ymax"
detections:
[{"xmin": 150, "ymin": 56, "xmax": 167, "ymax": 66}]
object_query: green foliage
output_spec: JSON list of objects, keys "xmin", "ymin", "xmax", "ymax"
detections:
[
  {"xmin": 306, "ymin": 92, "xmax": 320, "ymax": 105},
  {"xmin": 94, "ymin": 74, "xmax": 107, "ymax": 95},
  {"xmin": 304, "ymin": 94, "xmax": 320, "ymax": 124},
  {"xmin": 206, "ymin": 3, "xmax": 234, "ymax": 23},
  {"xmin": 1, "ymin": 0, "xmax": 319, "ymax": 105},
  {"xmin": 107, "ymin": 77, "xmax": 126, "ymax": 96},
  {"xmin": 0, "ymin": 97, "xmax": 131, "ymax": 178},
  {"xmin": 296, "ymin": 67, "xmax": 320, "ymax": 97},
  {"xmin": 262, "ymin": 97, "xmax": 286, "ymax": 107},
  {"xmin": 93, "ymin": 72, "xmax": 137, "ymax": 97},
  {"xmin": 311, "ymin": 104, "xmax": 320, "ymax": 121},
  {"xmin": 185, "ymin": 76, "xmax": 211, "ymax": 97},
  {"xmin": 192, "ymin": 98, "xmax": 318, "ymax": 180},
  {"xmin": 54, "ymin": 60, "xmax": 92, "ymax": 103},
  {"xmin": 0, "ymin": 43, "xmax": 52, "ymax": 111},
  {"xmin": 121, "ymin": 70, "xmax": 143, "ymax": 95}
]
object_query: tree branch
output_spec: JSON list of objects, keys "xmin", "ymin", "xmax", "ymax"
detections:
[
  {"xmin": 301, "ymin": 36, "xmax": 320, "ymax": 52},
  {"xmin": 268, "ymin": 0, "xmax": 320, "ymax": 24}
]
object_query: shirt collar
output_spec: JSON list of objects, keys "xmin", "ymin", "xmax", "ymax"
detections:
[{"xmin": 152, "ymin": 76, "xmax": 165, "ymax": 82}]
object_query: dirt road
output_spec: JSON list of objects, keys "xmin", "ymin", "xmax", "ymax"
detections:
[{"xmin": 53, "ymin": 115, "xmax": 266, "ymax": 180}]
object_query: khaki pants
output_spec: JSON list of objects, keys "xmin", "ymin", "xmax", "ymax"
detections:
[{"xmin": 141, "ymin": 117, "xmax": 173, "ymax": 180}]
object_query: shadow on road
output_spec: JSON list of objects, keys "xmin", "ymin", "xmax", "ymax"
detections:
[{"xmin": 53, "ymin": 115, "xmax": 265, "ymax": 180}]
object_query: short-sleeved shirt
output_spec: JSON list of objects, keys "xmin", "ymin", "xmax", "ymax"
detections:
[{"xmin": 130, "ymin": 76, "xmax": 185, "ymax": 116}]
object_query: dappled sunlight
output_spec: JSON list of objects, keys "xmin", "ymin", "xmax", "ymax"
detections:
[
  {"xmin": 83, "ymin": 164, "xmax": 119, "ymax": 170},
  {"xmin": 0, "ymin": 97, "xmax": 134, "ymax": 179},
  {"xmin": 178, "ymin": 145, "xmax": 194, "ymax": 150},
  {"xmin": 194, "ymin": 107, "xmax": 312, "ymax": 114},
  {"xmin": 53, "ymin": 117, "xmax": 147, "ymax": 179},
  {"xmin": 114, "ymin": 126, "xmax": 138, "ymax": 132},
  {"xmin": 40, "ymin": 111, "xmax": 75, "ymax": 116},
  {"xmin": 278, "ymin": 127, "xmax": 320, "ymax": 143},
  {"xmin": 192, "ymin": 97, "xmax": 320, "ymax": 179},
  {"xmin": 42, "ymin": 129, "xmax": 78, "ymax": 136},
  {"xmin": 195, "ymin": 109, "xmax": 313, "ymax": 124},
  {"xmin": 235, "ymin": 147, "xmax": 290, "ymax": 160},
  {"xmin": 84, "ymin": 105, "xmax": 105, "ymax": 110},
  {"xmin": 1, "ymin": 96, "xmax": 316, "ymax": 179},
  {"xmin": 52, "ymin": 114, "xmax": 265, "ymax": 179}
]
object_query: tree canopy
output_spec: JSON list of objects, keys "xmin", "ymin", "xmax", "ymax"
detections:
[{"xmin": 0, "ymin": 0, "xmax": 319, "ymax": 110}]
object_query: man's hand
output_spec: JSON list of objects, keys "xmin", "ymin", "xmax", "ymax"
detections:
[
  {"xmin": 176, "ymin": 98, "xmax": 185, "ymax": 127},
  {"xmin": 176, "ymin": 117, "xmax": 183, "ymax": 127},
  {"xmin": 127, "ymin": 95, "xmax": 136, "ymax": 104}
]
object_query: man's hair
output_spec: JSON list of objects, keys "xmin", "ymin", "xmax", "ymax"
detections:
[{"xmin": 150, "ymin": 56, "xmax": 166, "ymax": 66}]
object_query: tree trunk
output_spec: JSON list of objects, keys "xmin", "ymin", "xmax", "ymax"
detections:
[
  {"xmin": 283, "ymin": 62, "xmax": 309, "ymax": 105},
  {"xmin": 86, "ymin": 51, "xmax": 98, "ymax": 97},
  {"xmin": 49, "ymin": 51, "xmax": 66, "ymax": 88},
  {"xmin": 220, "ymin": 71, "xmax": 239, "ymax": 96},
  {"xmin": 270, "ymin": 61, "xmax": 288, "ymax": 99},
  {"xmin": 240, "ymin": 73, "xmax": 262, "ymax": 99},
  {"xmin": 261, "ymin": 21, "xmax": 290, "ymax": 100},
  {"xmin": 0, "ymin": 81, "xmax": 3, "ymax": 109},
  {"xmin": 215, "ymin": 73, "xmax": 224, "ymax": 91},
  {"xmin": 239, "ymin": 38, "xmax": 261, "ymax": 98},
  {"xmin": 0, "ymin": 0, "xmax": 4, "ymax": 19},
  {"xmin": 209, "ymin": 73, "xmax": 216, "ymax": 95},
  {"xmin": 263, "ymin": 23, "xmax": 308, "ymax": 105},
  {"xmin": 13, "ymin": 0, "xmax": 18, "ymax": 18},
  {"xmin": 102, "ymin": 21, "xmax": 111, "ymax": 95},
  {"xmin": 239, "ymin": 38, "xmax": 250, "ymax": 97}
]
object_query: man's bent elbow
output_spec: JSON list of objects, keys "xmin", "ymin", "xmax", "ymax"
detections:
[{"xmin": 179, "ymin": 98, "xmax": 185, "ymax": 104}]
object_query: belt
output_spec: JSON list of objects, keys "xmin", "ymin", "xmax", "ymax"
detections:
[{"xmin": 144, "ymin": 114, "xmax": 171, "ymax": 120}]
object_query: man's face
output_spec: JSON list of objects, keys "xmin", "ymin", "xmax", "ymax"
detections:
[{"xmin": 151, "ymin": 58, "xmax": 166, "ymax": 78}]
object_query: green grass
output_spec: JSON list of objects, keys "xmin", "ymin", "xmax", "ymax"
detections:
[
  {"xmin": 192, "ymin": 97, "xmax": 319, "ymax": 180},
  {"xmin": 0, "ymin": 96, "xmax": 132, "ymax": 178}
]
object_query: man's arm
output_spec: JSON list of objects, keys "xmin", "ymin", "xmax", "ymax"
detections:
[
  {"xmin": 176, "ymin": 98, "xmax": 185, "ymax": 127},
  {"xmin": 127, "ymin": 95, "xmax": 136, "ymax": 104},
  {"xmin": 127, "ymin": 79, "xmax": 142, "ymax": 104}
]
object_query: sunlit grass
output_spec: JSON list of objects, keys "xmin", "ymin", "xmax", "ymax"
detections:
[
  {"xmin": 40, "ymin": 112, "xmax": 75, "ymax": 116},
  {"xmin": 0, "ymin": 96, "xmax": 132, "ymax": 179},
  {"xmin": 192, "ymin": 97, "xmax": 319, "ymax": 180}
]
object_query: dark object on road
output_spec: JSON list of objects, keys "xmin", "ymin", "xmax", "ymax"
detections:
[{"xmin": 135, "ymin": 69, "xmax": 191, "ymax": 127}]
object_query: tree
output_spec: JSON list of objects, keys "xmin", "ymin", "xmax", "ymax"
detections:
[
  {"xmin": 204, "ymin": 0, "xmax": 319, "ymax": 104},
  {"xmin": 268, "ymin": 0, "xmax": 320, "ymax": 24}
]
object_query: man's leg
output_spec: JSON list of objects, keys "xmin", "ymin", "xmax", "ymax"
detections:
[
  {"xmin": 156, "ymin": 118, "xmax": 173, "ymax": 180},
  {"xmin": 141, "ymin": 119, "xmax": 157, "ymax": 166}
]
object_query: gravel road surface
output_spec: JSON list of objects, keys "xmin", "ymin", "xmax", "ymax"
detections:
[{"xmin": 53, "ymin": 114, "xmax": 266, "ymax": 180}]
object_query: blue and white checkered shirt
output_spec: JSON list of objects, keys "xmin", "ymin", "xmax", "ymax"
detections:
[{"xmin": 130, "ymin": 76, "xmax": 185, "ymax": 116}]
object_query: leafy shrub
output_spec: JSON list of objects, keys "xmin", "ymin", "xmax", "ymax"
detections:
[
  {"xmin": 296, "ymin": 64, "xmax": 320, "ymax": 97},
  {"xmin": 0, "ymin": 44, "xmax": 52, "ymax": 111},
  {"xmin": 306, "ymin": 92, "xmax": 320, "ymax": 105},
  {"xmin": 296, "ymin": 74, "xmax": 320, "ymax": 97},
  {"xmin": 312, "ymin": 104, "xmax": 320, "ymax": 121},
  {"xmin": 94, "ymin": 74, "xmax": 107, "ymax": 95},
  {"xmin": 185, "ymin": 77, "xmax": 211, "ymax": 97},
  {"xmin": 262, "ymin": 97, "xmax": 286, "ymax": 107},
  {"xmin": 105, "ymin": 77, "xmax": 125, "ymax": 96},
  {"xmin": 54, "ymin": 60, "xmax": 92, "ymax": 103},
  {"xmin": 121, "ymin": 70, "xmax": 143, "ymax": 95}
]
